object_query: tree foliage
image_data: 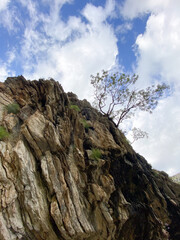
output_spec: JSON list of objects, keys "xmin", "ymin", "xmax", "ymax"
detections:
[
  {"xmin": 130, "ymin": 128, "xmax": 148, "ymax": 144},
  {"xmin": 91, "ymin": 70, "xmax": 170, "ymax": 128}
]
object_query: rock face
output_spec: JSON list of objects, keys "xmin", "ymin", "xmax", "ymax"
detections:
[
  {"xmin": 171, "ymin": 173, "xmax": 180, "ymax": 184},
  {"xmin": 0, "ymin": 76, "xmax": 180, "ymax": 240}
]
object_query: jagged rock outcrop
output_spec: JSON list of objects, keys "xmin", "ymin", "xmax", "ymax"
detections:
[
  {"xmin": 0, "ymin": 76, "xmax": 180, "ymax": 240},
  {"xmin": 171, "ymin": 173, "xmax": 180, "ymax": 184}
]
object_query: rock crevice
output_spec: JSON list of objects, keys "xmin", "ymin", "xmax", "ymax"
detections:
[{"xmin": 0, "ymin": 77, "xmax": 179, "ymax": 240}]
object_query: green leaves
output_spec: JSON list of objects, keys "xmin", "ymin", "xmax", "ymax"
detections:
[
  {"xmin": 6, "ymin": 103, "xmax": 20, "ymax": 114},
  {"xmin": 91, "ymin": 70, "xmax": 170, "ymax": 129},
  {"xmin": 80, "ymin": 119, "xmax": 90, "ymax": 129},
  {"xmin": 70, "ymin": 104, "xmax": 80, "ymax": 112},
  {"xmin": 90, "ymin": 148, "xmax": 102, "ymax": 161},
  {"xmin": 0, "ymin": 126, "xmax": 9, "ymax": 141}
]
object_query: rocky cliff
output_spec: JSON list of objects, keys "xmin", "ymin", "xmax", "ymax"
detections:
[
  {"xmin": 171, "ymin": 173, "xmax": 180, "ymax": 184},
  {"xmin": 0, "ymin": 76, "xmax": 180, "ymax": 240}
]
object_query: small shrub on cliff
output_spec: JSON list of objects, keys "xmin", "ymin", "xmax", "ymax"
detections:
[
  {"xmin": 6, "ymin": 103, "xmax": 20, "ymax": 114},
  {"xmin": 80, "ymin": 119, "xmax": 90, "ymax": 129},
  {"xmin": 90, "ymin": 148, "xmax": 102, "ymax": 161},
  {"xmin": 70, "ymin": 104, "xmax": 80, "ymax": 112},
  {"xmin": 0, "ymin": 126, "xmax": 9, "ymax": 140}
]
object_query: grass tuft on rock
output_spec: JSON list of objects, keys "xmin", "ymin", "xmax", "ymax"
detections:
[
  {"xmin": 80, "ymin": 119, "xmax": 91, "ymax": 129},
  {"xmin": 0, "ymin": 126, "xmax": 9, "ymax": 140},
  {"xmin": 70, "ymin": 104, "xmax": 80, "ymax": 112},
  {"xmin": 90, "ymin": 148, "xmax": 102, "ymax": 161},
  {"xmin": 6, "ymin": 103, "xmax": 20, "ymax": 114}
]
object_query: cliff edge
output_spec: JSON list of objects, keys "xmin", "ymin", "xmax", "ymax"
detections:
[{"xmin": 0, "ymin": 76, "xmax": 180, "ymax": 240}]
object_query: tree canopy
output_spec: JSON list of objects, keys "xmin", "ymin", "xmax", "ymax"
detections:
[{"xmin": 91, "ymin": 70, "xmax": 170, "ymax": 129}]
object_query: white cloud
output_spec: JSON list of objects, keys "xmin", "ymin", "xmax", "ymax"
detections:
[
  {"xmin": 121, "ymin": 0, "xmax": 180, "ymax": 175},
  {"xmin": 120, "ymin": 0, "xmax": 169, "ymax": 19},
  {"xmin": 116, "ymin": 22, "xmax": 132, "ymax": 34},
  {"xmin": 55, "ymin": 26, "xmax": 117, "ymax": 98},
  {"xmin": 0, "ymin": 0, "xmax": 10, "ymax": 12},
  {"xmin": 135, "ymin": 12, "xmax": 180, "ymax": 88},
  {"xmin": 20, "ymin": 0, "xmax": 118, "ymax": 99},
  {"xmin": 82, "ymin": 4, "xmax": 107, "ymax": 26},
  {"xmin": 0, "ymin": 62, "xmax": 15, "ymax": 81},
  {"xmin": 132, "ymin": 93, "xmax": 180, "ymax": 175},
  {"xmin": 0, "ymin": 48, "xmax": 16, "ymax": 81},
  {"xmin": 6, "ymin": 50, "xmax": 15, "ymax": 64},
  {"xmin": 0, "ymin": 0, "xmax": 22, "ymax": 32},
  {"xmin": 0, "ymin": 65, "xmax": 9, "ymax": 81},
  {"xmin": 82, "ymin": 0, "xmax": 115, "ymax": 26}
]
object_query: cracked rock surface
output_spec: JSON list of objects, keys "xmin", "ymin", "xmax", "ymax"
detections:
[{"xmin": 0, "ymin": 76, "xmax": 180, "ymax": 240}]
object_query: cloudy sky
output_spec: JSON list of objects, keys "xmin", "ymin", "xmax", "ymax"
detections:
[{"xmin": 0, "ymin": 0, "xmax": 180, "ymax": 175}]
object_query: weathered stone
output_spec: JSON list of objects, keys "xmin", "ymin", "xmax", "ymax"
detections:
[
  {"xmin": 18, "ymin": 105, "xmax": 34, "ymax": 121},
  {"xmin": 0, "ymin": 76, "xmax": 179, "ymax": 240}
]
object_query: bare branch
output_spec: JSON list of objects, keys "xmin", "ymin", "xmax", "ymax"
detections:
[{"xmin": 91, "ymin": 70, "xmax": 170, "ymax": 135}]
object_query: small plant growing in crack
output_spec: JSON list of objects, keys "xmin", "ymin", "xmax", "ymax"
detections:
[
  {"xmin": 80, "ymin": 119, "xmax": 91, "ymax": 130},
  {"xmin": 90, "ymin": 148, "xmax": 102, "ymax": 161},
  {"xmin": 70, "ymin": 104, "xmax": 80, "ymax": 112},
  {"xmin": 6, "ymin": 102, "xmax": 20, "ymax": 114},
  {"xmin": 0, "ymin": 126, "xmax": 9, "ymax": 141}
]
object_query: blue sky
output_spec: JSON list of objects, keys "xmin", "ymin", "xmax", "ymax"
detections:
[
  {"xmin": 0, "ymin": 0, "xmax": 148, "ymax": 78},
  {"xmin": 0, "ymin": 0, "xmax": 180, "ymax": 175}
]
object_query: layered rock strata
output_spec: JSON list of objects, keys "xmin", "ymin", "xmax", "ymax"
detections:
[{"xmin": 0, "ymin": 76, "xmax": 180, "ymax": 240}]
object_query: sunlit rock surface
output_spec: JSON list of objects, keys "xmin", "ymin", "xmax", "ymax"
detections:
[
  {"xmin": 0, "ymin": 76, "xmax": 180, "ymax": 240},
  {"xmin": 171, "ymin": 173, "xmax": 180, "ymax": 184}
]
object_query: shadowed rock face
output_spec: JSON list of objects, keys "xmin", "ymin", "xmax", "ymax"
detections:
[{"xmin": 0, "ymin": 76, "xmax": 179, "ymax": 240}]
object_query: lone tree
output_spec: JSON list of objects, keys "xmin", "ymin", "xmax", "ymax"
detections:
[{"xmin": 91, "ymin": 70, "xmax": 169, "ymax": 129}]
